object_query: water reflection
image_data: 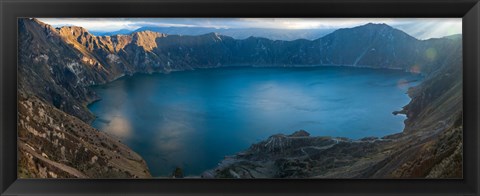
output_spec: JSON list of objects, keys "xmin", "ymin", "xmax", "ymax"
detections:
[
  {"xmin": 88, "ymin": 67, "xmax": 422, "ymax": 177},
  {"xmin": 103, "ymin": 116, "xmax": 132, "ymax": 139},
  {"xmin": 155, "ymin": 118, "xmax": 192, "ymax": 153}
]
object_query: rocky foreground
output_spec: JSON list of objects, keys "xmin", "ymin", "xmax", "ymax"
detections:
[
  {"xmin": 18, "ymin": 91, "xmax": 151, "ymax": 178},
  {"xmin": 202, "ymin": 124, "xmax": 461, "ymax": 178}
]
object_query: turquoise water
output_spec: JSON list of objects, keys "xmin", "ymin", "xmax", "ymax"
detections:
[{"xmin": 87, "ymin": 66, "xmax": 421, "ymax": 177}]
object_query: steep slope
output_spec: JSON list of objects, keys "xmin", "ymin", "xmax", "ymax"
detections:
[
  {"xmin": 18, "ymin": 19, "xmax": 152, "ymax": 178},
  {"xmin": 18, "ymin": 92, "xmax": 151, "ymax": 178},
  {"xmin": 381, "ymin": 37, "xmax": 462, "ymax": 178},
  {"xmin": 19, "ymin": 19, "xmax": 109, "ymax": 122},
  {"xmin": 311, "ymin": 23, "xmax": 421, "ymax": 68}
]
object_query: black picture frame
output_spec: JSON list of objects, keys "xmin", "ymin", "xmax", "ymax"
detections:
[{"xmin": 1, "ymin": 0, "xmax": 479, "ymax": 195}]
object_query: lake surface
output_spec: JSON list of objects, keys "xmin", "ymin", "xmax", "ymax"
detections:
[{"xmin": 87, "ymin": 66, "xmax": 422, "ymax": 177}]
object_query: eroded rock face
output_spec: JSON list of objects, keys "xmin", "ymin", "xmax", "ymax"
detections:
[
  {"xmin": 18, "ymin": 92, "xmax": 151, "ymax": 178},
  {"xmin": 202, "ymin": 131, "xmax": 390, "ymax": 178},
  {"xmin": 204, "ymin": 119, "xmax": 462, "ymax": 179}
]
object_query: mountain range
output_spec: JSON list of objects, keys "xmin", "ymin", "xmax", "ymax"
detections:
[
  {"xmin": 91, "ymin": 26, "xmax": 336, "ymax": 41},
  {"xmin": 17, "ymin": 18, "xmax": 462, "ymax": 178}
]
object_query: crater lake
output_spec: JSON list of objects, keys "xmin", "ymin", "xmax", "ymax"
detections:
[{"xmin": 87, "ymin": 66, "xmax": 422, "ymax": 177}]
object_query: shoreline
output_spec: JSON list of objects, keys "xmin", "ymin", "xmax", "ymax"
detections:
[
  {"xmin": 85, "ymin": 64, "xmax": 420, "ymax": 131},
  {"xmin": 83, "ymin": 65, "xmax": 421, "ymax": 178}
]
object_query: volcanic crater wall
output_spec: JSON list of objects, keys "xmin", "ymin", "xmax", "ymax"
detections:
[{"xmin": 17, "ymin": 18, "xmax": 462, "ymax": 178}]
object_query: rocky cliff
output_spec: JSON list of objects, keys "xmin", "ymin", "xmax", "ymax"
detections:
[
  {"xmin": 18, "ymin": 18, "xmax": 462, "ymax": 178},
  {"xmin": 18, "ymin": 92, "xmax": 151, "ymax": 178}
]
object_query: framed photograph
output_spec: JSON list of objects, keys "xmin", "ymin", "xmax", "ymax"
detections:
[{"xmin": 1, "ymin": 0, "xmax": 479, "ymax": 195}]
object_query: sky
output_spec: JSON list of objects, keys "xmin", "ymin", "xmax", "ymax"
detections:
[{"xmin": 37, "ymin": 18, "xmax": 462, "ymax": 40}]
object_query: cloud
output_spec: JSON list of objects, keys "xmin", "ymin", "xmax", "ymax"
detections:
[
  {"xmin": 37, "ymin": 18, "xmax": 139, "ymax": 31},
  {"xmin": 391, "ymin": 19, "xmax": 462, "ymax": 40},
  {"xmin": 36, "ymin": 18, "xmax": 462, "ymax": 39}
]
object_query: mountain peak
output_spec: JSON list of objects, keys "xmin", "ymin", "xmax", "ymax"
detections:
[
  {"xmin": 352, "ymin": 23, "xmax": 396, "ymax": 32},
  {"xmin": 131, "ymin": 30, "xmax": 165, "ymax": 37},
  {"xmin": 21, "ymin": 18, "xmax": 57, "ymax": 33},
  {"xmin": 29, "ymin": 18, "xmax": 49, "ymax": 27},
  {"xmin": 322, "ymin": 22, "xmax": 417, "ymax": 42},
  {"xmin": 57, "ymin": 25, "xmax": 92, "ymax": 38},
  {"xmin": 131, "ymin": 30, "xmax": 166, "ymax": 51},
  {"xmin": 206, "ymin": 32, "xmax": 222, "ymax": 37},
  {"xmin": 363, "ymin": 22, "xmax": 390, "ymax": 27}
]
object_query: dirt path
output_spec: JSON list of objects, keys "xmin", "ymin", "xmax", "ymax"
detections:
[{"xmin": 19, "ymin": 142, "xmax": 88, "ymax": 178}]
